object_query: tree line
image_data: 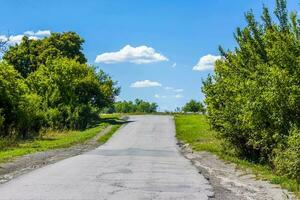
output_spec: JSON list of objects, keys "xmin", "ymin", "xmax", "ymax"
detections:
[
  {"xmin": 203, "ymin": 0, "xmax": 299, "ymax": 181},
  {"xmin": 104, "ymin": 99, "xmax": 158, "ymax": 113},
  {"xmin": 0, "ymin": 32, "xmax": 119, "ymax": 139}
]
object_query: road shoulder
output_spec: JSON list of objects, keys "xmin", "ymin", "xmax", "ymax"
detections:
[
  {"xmin": 0, "ymin": 124, "xmax": 121, "ymax": 184},
  {"xmin": 179, "ymin": 144, "xmax": 296, "ymax": 200}
]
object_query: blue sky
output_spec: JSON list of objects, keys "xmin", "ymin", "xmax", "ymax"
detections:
[{"xmin": 1, "ymin": 0, "xmax": 299, "ymax": 111}]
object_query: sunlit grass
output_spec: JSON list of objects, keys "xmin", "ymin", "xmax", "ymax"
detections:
[
  {"xmin": 0, "ymin": 114, "xmax": 123, "ymax": 163},
  {"xmin": 174, "ymin": 114, "xmax": 299, "ymax": 198}
]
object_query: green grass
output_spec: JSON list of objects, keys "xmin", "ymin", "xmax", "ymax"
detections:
[
  {"xmin": 98, "ymin": 124, "xmax": 122, "ymax": 144},
  {"xmin": 0, "ymin": 114, "xmax": 123, "ymax": 163},
  {"xmin": 174, "ymin": 114, "xmax": 300, "ymax": 198},
  {"xmin": 175, "ymin": 114, "xmax": 221, "ymax": 153}
]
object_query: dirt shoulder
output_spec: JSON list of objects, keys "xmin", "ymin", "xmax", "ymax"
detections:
[
  {"xmin": 0, "ymin": 125, "xmax": 114, "ymax": 184},
  {"xmin": 179, "ymin": 144, "xmax": 296, "ymax": 200}
]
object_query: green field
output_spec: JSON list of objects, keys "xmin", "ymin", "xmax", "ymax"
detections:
[
  {"xmin": 0, "ymin": 114, "xmax": 123, "ymax": 163},
  {"xmin": 174, "ymin": 114, "xmax": 299, "ymax": 198}
]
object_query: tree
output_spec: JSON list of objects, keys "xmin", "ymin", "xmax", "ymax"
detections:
[
  {"xmin": 0, "ymin": 62, "xmax": 43, "ymax": 139},
  {"xmin": 202, "ymin": 0, "xmax": 300, "ymax": 180},
  {"xmin": 113, "ymin": 99, "xmax": 158, "ymax": 113},
  {"xmin": 182, "ymin": 100, "xmax": 205, "ymax": 114},
  {"xmin": 26, "ymin": 58, "xmax": 119, "ymax": 129},
  {"xmin": 3, "ymin": 32, "xmax": 86, "ymax": 77}
]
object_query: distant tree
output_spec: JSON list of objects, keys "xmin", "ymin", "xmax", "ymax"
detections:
[
  {"xmin": 113, "ymin": 99, "xmax": 158, "ymax": 113},
  {"xmin": 174, "ymin": 107, "xmax": 181, "ymax": 113},
  {"xmin": 182, "ymin": 100, "xmax": 205, "ymax": 114},
  {"xmin": 3, "ymin": 32, "xmax": 86, "ymax": 77}
]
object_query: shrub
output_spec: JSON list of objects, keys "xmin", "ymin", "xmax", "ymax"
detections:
[
  {"xmin": 202, "ymin": 0, "xmax": 300, "ymax": 179},
  {"xmin": 274, "ymin": 128, "xmax": 300, "ymax": 182},
  {"xmin": 0, "ymin": 62, "xmax": 44, "ymax": 139}
]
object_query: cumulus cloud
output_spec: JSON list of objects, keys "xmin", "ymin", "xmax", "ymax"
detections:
[
  {"xmin": 0, "ymin": 30, "xmax": 51, "ymax": 46},
  {"xmin": 174, "ymin": 89, "xmax": 184, "ymax": 92},
  {"xmin": 95, "ymin": 45, "xmax": 168, "ymax": 64},
  {"xmin": 155, "ymin": 94, "xmax": 183, "ymax": 99},
  {"xmin": 164, "ymin": 86, "xmax": 174, "ymax": 90},
  {"xmin": 193, "ymin": 54, "xmax": 221, "ymax": 71},
  {"xmin": 164, "ymin": 86, "xmax": 184, "ymax": 93},
  {"xmin": 130, "ymin": 80, "xmax": 162, "ymax": 88},
  {"xmin": 175, "ymin": 94, "xmax": 183, "ymax": 98},
  {"xmin": 154, "ymin": 94, "xmax": 167, "ymax": 99},
  {"xmin": 24, "ymin": 30, "xmax": 51, "ymax": 37}
]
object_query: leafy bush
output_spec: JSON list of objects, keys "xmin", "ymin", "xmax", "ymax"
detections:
[
  {"xmin": 26, "ymin": 58, "xmax": 119, "ymax": 130},
  {"xmin": 0, "ymin": 32, "xmax": 119, "ymax": 141},
  {"xmin": 202, "ymin": 0, "xmax": 300, "ymax": 180},
  {"xmin": 0, "ymin": 62, "xmax": 43, "ymax": 138},
  {"xmin": 274, "ymin": 128, "xmax": 300, "ymax": 182}
]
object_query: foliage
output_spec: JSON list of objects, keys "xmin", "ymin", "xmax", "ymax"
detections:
[
  {"xmin": 0, "ymin": 62, "xmax": 44, "ymax": 139},
  {"xmin": 0, "ymin": 32, "xmax": 119, "ymax": 140},
  {"xmin": 112, "ymin": 99, "xmax": 158, "ymax": 113},
  {"xmin": 0, "ymin": 121, "xmax": 110, "ymax": 163},
  {"xmin": 3, "ymin": 32, "xmax": 86, "ymax": 77},
  {"xmin": 26, "ymin": 58, "xmax": 119, "ymax": 130},
  {"xmin": 274, "ymin": 127, "xmax": 300, "ymax": 182},
  {"xmin": 202, "ymin": 0, "xmax": 300, "ymax": 180},
  {"xmin": 182, "ymin": 100, "xmax": 205, "ymax": 113}
]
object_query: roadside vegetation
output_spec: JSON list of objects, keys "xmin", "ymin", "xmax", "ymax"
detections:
[
  {"xmin": 181, "ymin": 100, "xmax": 205, "ymax": 114},
  {"xmin": 203, "ymin": 0, "xmax": 300, "ymax": 184},
  {"xmin": 0, "ymin": 114, "xmax": 123, "ymax": 163},
  {"xmin": 104, "ymin": 99, "xmax": 158, "ymax": 114},
  {"xmin": 175, "ymin": 114, "xmax": 299, "ymax": 197},
  {"xmin": 0, "ymin": 32, "xmax": 122, "ymax": 162}
]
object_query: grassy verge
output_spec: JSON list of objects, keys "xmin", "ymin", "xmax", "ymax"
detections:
[
  {"xmin": 174, "ymin": 114, "xmax": 299, "ymax": 198},
  {"xmin": 0, "ymin": 114, "xmax": 122, "ymax": 163},
  {"xmin": 98, "ymin": 124, "xmax": 122, "ymax": 144}
]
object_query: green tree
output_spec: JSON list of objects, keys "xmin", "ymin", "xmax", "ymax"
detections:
[
  {"xmin": 113, "ymin": 99, "xmax": 157, "ymax": 113},
  {"xmin": 0, "ymin": 62, "xmax": 44, "ymax": 138},
  {"xmin": 26, "ymin": 58, "xmax": 119, "ymax": 129},
  {"xmin": 202, "ymin": 0, "xmax": 300, "ymax": 180},
  {"xmin": 3, "ymin": 32, "xmax": 86, "ymax": 77},
  {"xmin": 182, "ymin": 100, "xmax": 205, "ymax": 114}
]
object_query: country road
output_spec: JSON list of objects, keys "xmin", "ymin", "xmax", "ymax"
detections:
[{"xmin": 0, "ymin": 115, "xmax": 213, "ymax": 200}]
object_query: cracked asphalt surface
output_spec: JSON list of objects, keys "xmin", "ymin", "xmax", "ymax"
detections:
[{"xmin": 0, "ymin": 115, "xmax": 213, "ymax": 200}]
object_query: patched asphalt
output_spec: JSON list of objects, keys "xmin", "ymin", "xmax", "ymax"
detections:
[{"xmin": 0, "ymin": 115, "xmax": 213, "ymax": 200}]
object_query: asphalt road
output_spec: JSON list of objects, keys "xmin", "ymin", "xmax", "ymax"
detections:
[{"xmin": 0, "ymin": 115, "xmax": 213, "ymax": 200}]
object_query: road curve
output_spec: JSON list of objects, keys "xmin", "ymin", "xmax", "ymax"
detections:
[{"xmin": 0, "ymin": 115, "xmax": 213, "ymax": 200}]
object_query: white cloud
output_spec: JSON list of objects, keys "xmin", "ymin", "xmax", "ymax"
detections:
[
  {"xmin": 193, "ymin": 54, "xmax": 221, "ymax": 71},
  {"xmin": 155, "ymin": 94, "xmax": 183, "ymax": 99},
  {"xmin": 24, "ymin": 30, "xmax": 51, "ymax": 37},
  {"xmin": 174, "ymin": 89, "xmax": 184, "ymax": 93},
  {"xmin": 164, "ymin": 86, "xmax": 174, "ymax": 90},
  {"xmin": 172, "ymin": 62, "xmax": 176, "ymax": 68},
  {"xmin": 164, "ymin": 86, "xmax": 183, "ymax": 93},
  {"xmin": 154, "ymin": 94, "xmax": 167, "ymax": 98},
  {"xmin": 175, "ymin": 94, "xmax": 184, "ymax": 98},
  {"xmin": 130, "ymin": 80, "xmax": 162, "ymax": 88},
  {"xmin": 95, "ymin": 45, "xmax": 168, "ymax": 64},
  {"xmin": 0, "ymin": 30, "xmax": 51, "ymax": 46}
]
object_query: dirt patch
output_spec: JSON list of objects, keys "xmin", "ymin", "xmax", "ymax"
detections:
[
  {"xmin": 178, "ymin": 144, "xmax": 296, "ymax": 200},
  {"xmin": 0, "ymin": 125, "xmax": 114, "ymax": 184}
]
